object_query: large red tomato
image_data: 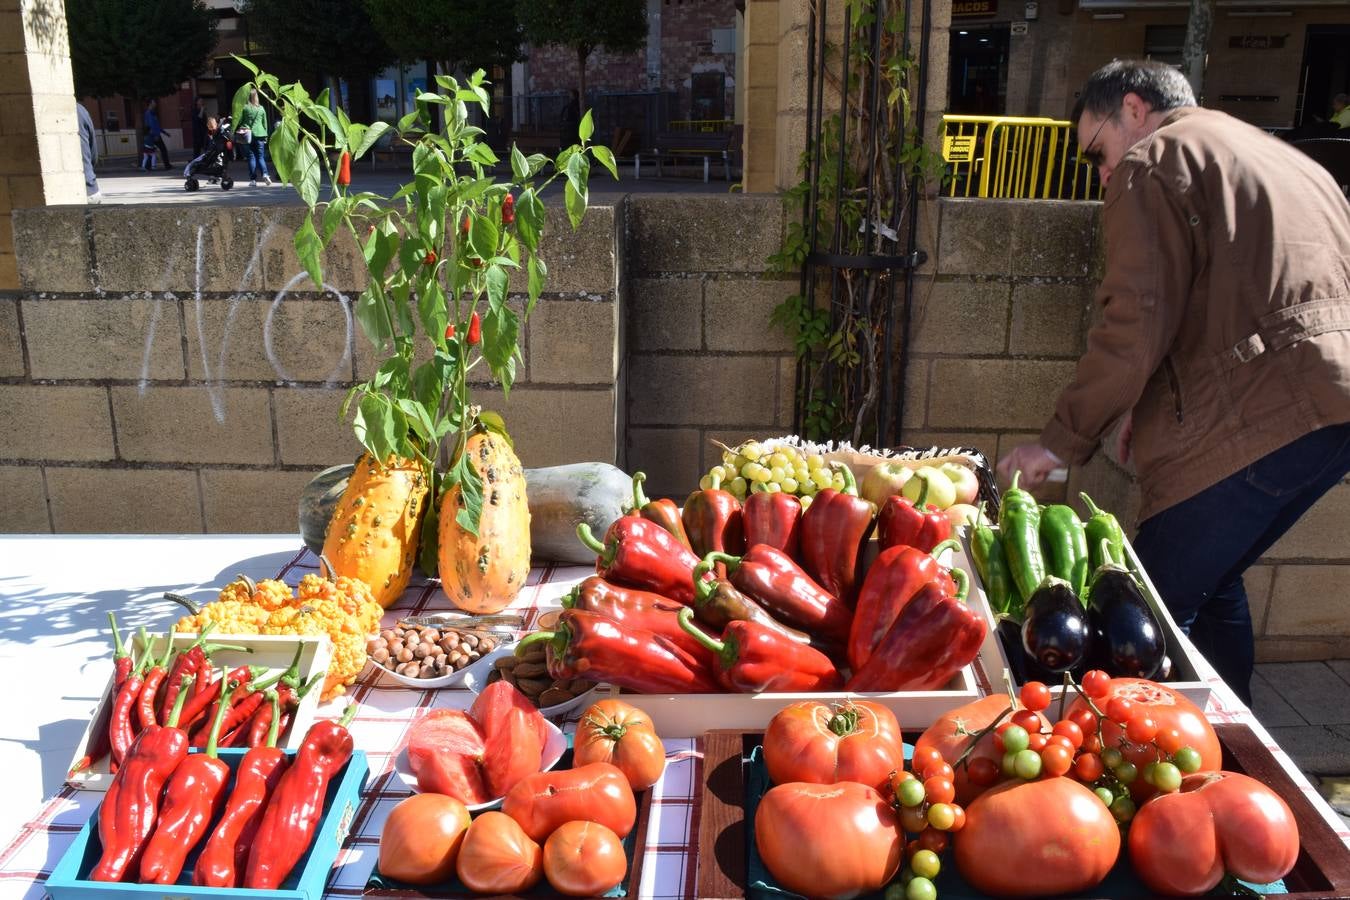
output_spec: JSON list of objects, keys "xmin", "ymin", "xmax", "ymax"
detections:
[
  {"xmin": 573, "ymin": 699, "xmax": 666, "ymax": 791},
  {"xmin": 1129, "ymin": 771, "xmax": 1299, "ymax": 895},
  {"xmin": 501, "ymin": 762, "xmax": 637, "ymax": 842},
  {"xmin": 755, "ymin": 782, "xmax": 903, "ymax": 900},
  {"xmin": 455, "ymin": 811, "xmax": 544, "ymax": 894},
  {"xmin": 762, "ymin": 700, "xmax": 905, "ymax": 792},
  {"xmin": 1064, "ymin": 677, "xmax": 1221, "ymax": 801},
  {"xmin": 542, "ymin": 821, "xmax": 628, "ymax": 897},
  {"xmin": 377, "ymin": 794, "xmax": 471, "ymax": 885},
  {"xmin": 914, "ymin": 695, "xmax": 1048, "ymax": 804},
  {"xmin": 955, "ymin": 777, "xmax": 1120, "ymax": 897}
]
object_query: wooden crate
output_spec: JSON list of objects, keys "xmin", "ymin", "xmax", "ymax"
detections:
[{"xmin": 695, "ymin": 724, "xmax": 1350, "ymax": 900}]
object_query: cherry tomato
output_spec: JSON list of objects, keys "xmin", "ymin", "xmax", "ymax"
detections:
[
  {"xmin": 1155, "ymin": 727, "xmax": 1184, "ymax": 754},
  {"xmin": 900, "ymin": 803, "xmax": 930, "ymax": 833},
  {"xmin": 1019, "ymin": 681, "xmax": 1051, "ymax": 712},
  {"xmin": 923, "ymin": 777, "xmax": 955, "ymax": 805},
  {"xmin": 967, "ymin": 757, "xmax": 999, "ymax": 787},
  {"xmin": 1069, "ymin": 708, "xmax": 1098, "ymax": 736},
  {"xmin": 1040, "ymin": 744, "xmax": 1074, "ymax": 777},
  {"xmin": 1052, "ymin": 720, "xmax": 1084, "ymax": 748},
  {"xmin": 948, "ymin": 804, "xmax": 966, "ymax": 832},
  {"xmin": 1047, "ymin": 735, "xmax": 1076, "ymax": 752},
  {"xmin": 1000, "ymin": 725, "xmax": 1029, "ymax": 754},
  {"xmin": 1027, "ymin": 732, "xmax": 1050, "ymax": 752},
  {"xmin": 911, "ymin": 849, "xmax": 941, "ymax": 879},
  {"xmin": 1011, "ymin": 709, "xmax": 1045, "ymax": 734},
  {"xmin": 911, "ymin": 746, "xmax": 946, "ymax": 775},
  {"xmin": 1173, "ymin": 747, "xmax": 1202, "ymax": 773},
  {"xmin": 897, "ymin": 777, "xmax": 926, "ymax": 808},
  {"xmin": 917, "ymin": 827, "xmax": 949, "ymax": 853},
  {"xmin": 922, "ymin": 761, "xmax": 954, "ymax": 783},
  {"xmin": 1082, "ymin": 734, "xmax": 1102, "ymax": 754},
  {"xmin": 1074, "ymin": 753, "xmax": 1105, "ymax": 782},
  {"xmin": 1082, "ymin": 670, "xmax": 1111, "ymax": 698},
  {"xmin": 1107, "ymin": 697, "xmax": 1135, "ymax": 725},
  {"xmin": 927, "ymin": 803, "xmax": 957, "ymax": 831},
  {"xmin": 1126, "ymin": 715, "xmax": 1159, "ymax": 744}
]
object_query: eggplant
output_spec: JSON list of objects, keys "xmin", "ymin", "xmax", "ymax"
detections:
[
  {"xmin": 1021, "ymin": 576, "xmax": 1091, "ymax": 673},
  {"xmin": 1086, "ymin": 560, "xmax": 1166, "ymax": 679}
]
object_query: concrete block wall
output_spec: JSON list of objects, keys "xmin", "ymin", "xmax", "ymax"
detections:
[{"xmin": 3, "ymin": 203, "xmax": 622, "ymax": 534}]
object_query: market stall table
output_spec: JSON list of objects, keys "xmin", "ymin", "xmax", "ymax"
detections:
[{"xmin": 1, "ymin": 534, "xmax": 1346, "ymax": 900}]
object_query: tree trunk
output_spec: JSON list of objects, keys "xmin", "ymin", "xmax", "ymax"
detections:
[
  {"xmin": 577, "ymin": 46, "xmax": 589, "ymax": 113},
  {"xmin": 1181, "ymin": 0, "xmax": 1214, "ymax": 100},
  {"xmin": 327, "ymin": 75, "xmax": 341, "ymax": 112}
]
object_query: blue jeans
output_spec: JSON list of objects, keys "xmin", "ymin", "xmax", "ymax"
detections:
[
  {"xmin": 246, "ymin": 137, "xmax": 270, "ymax": 181},
  {"xmin": 1132, "ymin": 423, "xmax": 1350, "ymax": 706}
]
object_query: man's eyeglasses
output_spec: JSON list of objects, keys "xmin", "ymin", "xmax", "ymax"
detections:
[{"xmin": 1080, "ymin": 114, "xmax": 1112, "ymax": 168}]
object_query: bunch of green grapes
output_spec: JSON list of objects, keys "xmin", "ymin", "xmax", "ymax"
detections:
[{"xmin": 698, "ymin": 440, "xmax": 849, "ymax": 508}]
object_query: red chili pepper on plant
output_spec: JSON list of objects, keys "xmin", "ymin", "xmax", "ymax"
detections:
[
  {"xmin": 629, "ymin": 471, "xmax": 693, "ymax": 550},
  {"xmin": 139, "ymin": 669, "xmax": 235, "ymax": 884},
  {"xmin": 799, "ymin": 464, "xmax": 876, "ymax": 606},
  {"xmin": 676, "ymin": 608, "xmax": 842, "ymax": 693},
  {"xmin": 180, "ymin": 665, "xmax": 265, "ymax": 734},
  {"xmin": 424, "ymin": 249, "xmax": 437, "ymax": 266},
  {"xmin": 460, "ymin": 213, "xmax": 471, "ymax": 236},
  {"xmin": 89, "ymin": 674, "xmax": 194, "ymax": 882},
  {"xmin": 847, "ymin": 539, "xmax": 960, "ymax": 672},
  {"xmin": 195, "ymin": 692, "xmax": 290, "ymax": 888},
  {"xmin": 244, "ymin": 705, "xmax": 360, "ymax": 889},
  {"xmin": 468, "ymin": 311, "xmax": 481, "ymax": 345},
  {"xmin": 876, "ymin": 470, "xmax": 953, "ymax": 553},
  {"xmin": 445, "ymin": 323, "xmax": 456, "ymax": 340},
  {"xmin": 502, "ymin": 193, "xmax": 515, "ymax": 225},
  {"xmin": 336, "ymin": 151, "xmax": 351, "ymax": 187},
  {"xmin": 576, "ymin": 519, "xmax": 707, "ymax": 606}
]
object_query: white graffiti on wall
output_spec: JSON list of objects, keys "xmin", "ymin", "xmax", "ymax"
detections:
[{"xmin": 139, "ymin": 223, "xmax": 353, "ymax": 422}]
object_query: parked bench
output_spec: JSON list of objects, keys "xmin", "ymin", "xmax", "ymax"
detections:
[{"xmin": 636, "ymin": 126, "xmax": 741, "ymax": 182}]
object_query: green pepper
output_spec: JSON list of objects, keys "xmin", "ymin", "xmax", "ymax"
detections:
[
  {"xmin": 999, "ymin": 472, "xmax": 1045, "ymax": 606},
  {"xmin": 1039, "ymin": 504, "xmax": 1089, "ymax": 602},
  {"xmin": 1080, "ymin": 492, "xmax": 1126, "ymax": 571},
  {"xmin": 970, "ymin": 503, "xmax": 1018, "ymax": 618}
]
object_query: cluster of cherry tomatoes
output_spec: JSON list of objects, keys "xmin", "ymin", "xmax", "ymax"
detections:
[{"xmin": 884, "ymin": 746, "xmax": 968, "ymax": 900}]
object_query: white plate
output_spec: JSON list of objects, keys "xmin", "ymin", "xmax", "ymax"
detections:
[
  {"xmin": 462, "ymin": 661, "xmax": 605, "ymax": 721},
  {"xmin": 395, "ymin": 716, "xmax": 568, "ymax": 812},
  {"xmin": 364, "ymin": 637, "xmax": 516, "ymax": 689}
]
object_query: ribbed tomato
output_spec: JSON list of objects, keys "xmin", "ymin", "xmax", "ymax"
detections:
[
  {"xmin": 762, "ymin": 700, "xmax": 904, "ymax": 791},
  {"xmin": 542, "ymin": 821, "xmax": 628, "ymax": 897},
  {"xmin": 377, "ymin": 794, "xmax": 470, "ymax": 885},
  {"xmin": 755, "ymin": 781, "xmax": 903, "ymax": 900},
  {"xmin": 501, "ymin": 762, "xmax": 636, "ymax": 842},
  {"xmin": 914, "ymin": 694, "xmax": 1045, "ymax": 804},
  {"xmin": 573, "ymin": 700, "xmax": 665, "ymax": 791},
  {"xmin": 455, "ymin": 811, "xmax": 544, "ymax": 894}
]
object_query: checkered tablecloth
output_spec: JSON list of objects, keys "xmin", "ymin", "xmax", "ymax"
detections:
[{"xmin": 0, "ymin": 548, "xmax": 704, "ymax": 900}]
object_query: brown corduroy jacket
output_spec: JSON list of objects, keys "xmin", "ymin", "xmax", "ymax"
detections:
[{"xmin": 1041, "ymin": 107, "xmax": 1350, "ymax": 520}]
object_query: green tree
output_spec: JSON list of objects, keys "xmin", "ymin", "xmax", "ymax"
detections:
[
  {"xmin": 516, "ymin": 0, "xmax": 647, "ymax": 110},
  {"xmin": 244, "ymin": 0, "xmax": 396, "ymax": 103},
  {"xmin": 364, "ymin": 0, "xmax": 524, "ymax": 76},
  {"xmin": 67, "ymin": 0, "xmax": 217, "ymax": 118}
]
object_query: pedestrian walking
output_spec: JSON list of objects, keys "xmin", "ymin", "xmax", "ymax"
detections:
[
  {"xmin": 75, "ymin": 101, "xmax": 101, "ymax": 202},
  {"xmin": 236, "ymin": 89, "xmax": 273, "ymax": 187},
  {"xmin": 144, "ymin": 98, "xmax": 172, "ymax": 170}
]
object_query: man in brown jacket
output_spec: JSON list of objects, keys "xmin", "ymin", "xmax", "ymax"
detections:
[{"xmin": 999, "ymin": 60, "xmax": 1350, "ymax": 704}]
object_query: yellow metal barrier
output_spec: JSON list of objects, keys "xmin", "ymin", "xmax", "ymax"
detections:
[{"xmin": 941, "ymin": 115, "xmax": 1102, "ymax": 200}]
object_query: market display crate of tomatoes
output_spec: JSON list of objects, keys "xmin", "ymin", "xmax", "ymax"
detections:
[{"xmin": 695, "ymin": 674, "xmax": 1350, "ymax": 900}]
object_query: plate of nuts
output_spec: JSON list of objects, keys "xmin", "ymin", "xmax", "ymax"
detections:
[
  {"xmin": 365, "ymin": 621, "xmax": 514, "ymax": 688},
  {"xmin": 472, "ymin": 628, "xmax": 602, "ymax": 719}
]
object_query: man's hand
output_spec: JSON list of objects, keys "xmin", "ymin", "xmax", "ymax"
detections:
[{"xmin": 997, "ymin": 443, "xmax": 1063, "ymax": 490}]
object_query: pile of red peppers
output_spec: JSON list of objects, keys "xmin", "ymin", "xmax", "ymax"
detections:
[{"xmin": 552, "ymin": 465, "xmax": 987, "ymax": 695}]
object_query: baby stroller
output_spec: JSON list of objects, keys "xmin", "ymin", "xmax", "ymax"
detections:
[{"xmin": 184, "ymin": 116, "xmax": 235, "ymax": 191}]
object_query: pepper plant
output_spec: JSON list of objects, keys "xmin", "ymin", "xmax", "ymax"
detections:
[{"xmin": 233, "ymin": 57, "xmax": 616, "ymax": 565}]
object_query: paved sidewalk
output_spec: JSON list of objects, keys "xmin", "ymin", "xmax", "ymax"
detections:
[{"xmin": 1252, "ymin": 661, "xmax": 1350, "ymax": 827}]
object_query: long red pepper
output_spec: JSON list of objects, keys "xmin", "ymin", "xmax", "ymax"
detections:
[
  {"xmin": 90, "ymin": 675, "xmax": 193, "ymax": 882},
  {"xmin": 577, "ymin": 519, "xmax": 707, "ymax": 606},
  {"xmin": 195, "ymin": 645, "xmax": 301, "ymax": 748},
  {"xmin": 245, "ymin": 706, "xmax": 359, "ymax": 889},
  {"xmin": 517, "ymin": 608, "xmax": 719, "ymax": 694},
  {"xmin": 158, "ymin": 623, "xmax": 218, "ymax": 722},
  {"xmin": 742, "ymin": 490, "xmax": 803, "ymax": 559},
  {"xmin": 69, "ymin": 613, "xmax": 132, "ymax": 777},
  {"xmin": 677, "ymin": 608, "xmax": 842, "ymax": 693},
  {"xmin": 703, "ymin": 547, "xmax": 854, "ymax": 645},
  {"xmin": 137, "ymin": 629, "xmax": 178, "ymax": 732},
  {"xmin": 561, "ymin": 576, "xmax": 717, "ymax": 666},
  {"xmin": 182, "ymin": 665, "xmax": 265, "ymax": 734},
  {"xmin": 235, "ymin": 672, "xmax": 318, "ymax": 748},
  {"xmin": 845, "ymin": 569, "xmax": 986, "ymax": 692},
  {"xmin": 195, "ymin": 693, "xmax": 290, "ymax": 887},
  {"xmin": 876, "ymin": 471, "xmax": 953, "ymax": 553},
  {"xmin": 629, "ymin": 472, "xmax": 693, "ymax": 550},
  {"xmin": 799, "ymin": 464, "xmax": 876, "ymax": 605},
  {"xmin": 139, "ymin": 670, "xmax": 234, "ymax": 883},
  {"xmin": 682, "ymin": 472, "xmax": 746, "ymax": 573},
  {"xmin": 846, "ymin": 538, "xmax": 960, "ymax": 672},
  {"xmin": 110, "ymin": 636, "xmax": 155, "ymax": 766}
]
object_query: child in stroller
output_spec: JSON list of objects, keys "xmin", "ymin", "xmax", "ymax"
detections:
[{"xmin": 184, "ymin": 116, "xmax": 235, "ymax": 191}]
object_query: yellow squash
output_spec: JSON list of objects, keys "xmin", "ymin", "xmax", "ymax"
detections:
[
  {"xmin": 322, "ymin": 454, "xmax": 429, "ymax": 608},
  {"xmin": 439, "ymin": 431, "xmax": 531, "ymax": 613}
]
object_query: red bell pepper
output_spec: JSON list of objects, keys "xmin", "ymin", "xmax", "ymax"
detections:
[
  {"xmin": 140, "ymin": 669, "xmax": 235, "ymax": 883},
  {"xmin": 681, "ymin": 472, "xmax": 746, "ymax": 568},
  {"xmin": 690, "ymin": 556, "xmax": 814, "ymax": 647},
  {"xmin": 846, "ymin": 538, "xmax": 961, "ymax": 672},
  {"xmin": 195, "ymin": 693, "xmax": 289, "ymax": 887},
  {"xmin": 561, "ymin": 575, "xmax": 716, "ymax": 666},
  {"xmin": 677, "ymin": 608, "xmax": 842, "ymax": 693},
  {"xmin": 845, "ymin": 568, "xmax": 986, "ymax": 692},
  {"xmin": 517, "ymin": 608, "xmax": 719, "ymax": 694},
  {"xmin": 742, "ymin": 490, "xmax": 802, "ymax": 558},
  {"xmin": 876, "ymin": 471, "xmax": 953, "ymax": 553},
  {"xmin": 799, "ymin": 465, "xmax": 875, "ymax": 605},
  {"xmin": 703, "ymin": 547, "xmax": 854, "ymax": 645},
  {"xmin": 90, "ymin": 675, "xmax": 194, "ymax": 882},
  {"xmin": 244, "ymin": 706, "xmax": 359, "ymax": 889},
  {"xmin": 629, "ymin": 471, "xmax": 692, "ymax": 550},
  {"xmin": 576, "ymin": 519, "xmax": 706, "ymax": 606}
]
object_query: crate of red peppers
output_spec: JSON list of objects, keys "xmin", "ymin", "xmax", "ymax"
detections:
[
  {"xmin": 48, "ymin": 692, "xmax": 368, "ymax": 900},
  {"xmin": 66, "ymin": 615, "xmax": 332, "ymax": 792}
]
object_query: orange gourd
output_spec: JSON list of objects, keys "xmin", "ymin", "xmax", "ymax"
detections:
[
  {"xmin": 439, "ymin": 431, "xmax": 531, "ymax": 613},
  {"xmin": 322, "ymin": 454, "xmax": 428, "ymax": 608}
]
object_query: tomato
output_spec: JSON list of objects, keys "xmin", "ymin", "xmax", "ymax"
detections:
[
  {"xmin": 955, "ymin": 777, "xmax": 1120, "ymax": 897},
  {"xmin": 455, "ymin": 811, "xmax": 544, "ymax": 894},
  {"xmin": 502, "ymin": 762, "xmax": 637, "ymax": 842},
  {"xmin": 1052, "ymin": 720, "xmax": 1084, "ymax": 748},
  {"xmin": 1129, "ymin": 771, "xmax": 1299, "ymax": 895},
  {"xmin": 1040, "ymin": 743, "xmax": 1074, "ymax": 777},
  {"xmin": 755, "ymin": 782, "xmax": 903, "ymax": 899},
  {"xmin": 1082, "ymin": 669, "xmax": 1111, "ymax": 698},
  {"xmin": 481, "ymin": 707, "xmax": 543, "ymax": 799},
  {"xmin": 542, "ymin": 821, "xmax": 628, "ymax": 897},
  {"xmin": 406, "ymin": 709, "xmax": 489, "ymax": 805},
  {"xmin": 573, "ymin": 699, "xmax": 666, "ymax": 791},
  {"xmin": 1064, "ymin": 678, "xmax": 1221, "ymax": 802},
  {"xmin": 470, "ymin": 680, "xmax": 550, "ymax": 747},
  {"xmin": 916, "ymin": 695, "xmax": 1049, "ymax": 804},
  {"xmin": 763, "ymin": 700, "xmax": 905, "ymax": 792},
  {"xmin": 1019, "ymin": 681, "xmax": 1051, "ymax": 711},
  {"xmin": 377, "ymin": 793, "xmax": 471, "ymax": 885}
]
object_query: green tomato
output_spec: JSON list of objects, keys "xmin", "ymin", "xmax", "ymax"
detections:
[
  {"xmin": 1001, "ymin": 724, "xmax": 1029, "ymax": 753},
  {"xmin": 897, "ymin": 777, "xmax": 927, "ymax": 808},
  {"xmin": 1110, "ymin": 795, "xmax": 1136, "ymax": 823},
  {"xmin": 1094, "ymin": 786, "xmax": 1115, "ymax": 806},
  {"xmin": 1013, "ymin": 748, "xmax": 1042, "ymax": 780},
  {"xmin": 1173, "ymin": 746, "xmax": 1202, "ymax": 773},
  {"xmin": 884, "ymin": 883, "xmax": 908, "ymax": 900},
  {"xmin": 1100, "ymin": 747, "xmax": 1123, "ymax": 769},
  {"xmin": 1114, "ymin": 761, "xmax": 1138, "ymax": 784},
  {"xmin": 1152, "ymin": 762, "xmax": 1182, "ymax": 792},
  {"xmin": 906, "ymin": 876, "xmax": 937, "ymax": 900},
  {"xmin": 1001, "ymin": 750, "xmax": 1021, "ymax": 778},
  {"xmin": 911, "ymin": 849, "xmax": 941, "ymax": 880}
]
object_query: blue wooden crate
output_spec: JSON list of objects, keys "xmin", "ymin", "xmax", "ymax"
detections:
[{"xmin": 46, "ymin": 748, "xmax": 369, "ymax": 900}]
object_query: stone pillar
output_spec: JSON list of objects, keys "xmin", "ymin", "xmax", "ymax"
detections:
[
  {"xmin": 1, "ymin": 0, "xmax": 85, "ymax": 290},
  {"xmin": 743, "ymin": 0, "xmax": 780, "ymax": 192}
]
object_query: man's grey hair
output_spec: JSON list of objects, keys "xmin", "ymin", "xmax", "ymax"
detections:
[{"xmin": 1072, "ymin": 59, "xmax": 1197, "ymax": 122}]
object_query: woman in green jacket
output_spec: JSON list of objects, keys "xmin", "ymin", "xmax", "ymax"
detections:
[{"xmin": 237, "ymin": 89, "xmax": 273, "ymax": 186}]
